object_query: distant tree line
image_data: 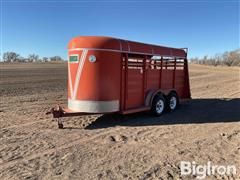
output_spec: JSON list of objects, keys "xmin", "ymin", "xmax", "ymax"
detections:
[
  {"xmin": 190, "ymin": 49, "xmax": 240, "ymax": 66},
  {"xmin": 1, "ymin": 52, "xmax": 64, "ymax": 62}
]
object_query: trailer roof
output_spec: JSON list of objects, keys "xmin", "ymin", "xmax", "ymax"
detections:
[{"xmin": 68, "ymin": 36, "xmax": 187, "ymax": 58}]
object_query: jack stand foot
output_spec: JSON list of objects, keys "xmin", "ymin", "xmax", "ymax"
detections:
[{"xmin": 57, "ymin": 118, "xmax": 64, "ymax": 129}]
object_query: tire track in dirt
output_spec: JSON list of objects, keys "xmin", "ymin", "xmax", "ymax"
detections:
[
  {"xmin": 0, "ymin": 109, "xmax": 91, "ymax": 130},
  {"xmin": 0, "ymin": 119, "xmax": 50, "ymax": 131},
  {"xmin": 0, "ymin": 126, "xmax": 126, "ymax": 169},
  {"xmin": 0, "ymin": 115, "xmax": 105, "ymax": 166},
  {"xmin": 228, "ymin": 92, "xmax": 240, "ymax": 97}
]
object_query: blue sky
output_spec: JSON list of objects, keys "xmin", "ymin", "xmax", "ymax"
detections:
[{"xmin": 1, "ymin": 0, "xmax": 239, "ymax": 59}]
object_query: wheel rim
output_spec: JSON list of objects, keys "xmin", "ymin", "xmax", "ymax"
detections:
[
  {"xmin": 156, "ymin": 99, "xmax": 164, "ymax": 114},
  {"xmin": 169, "ymin": 96, "xmax": 177, "ymax": 110}
]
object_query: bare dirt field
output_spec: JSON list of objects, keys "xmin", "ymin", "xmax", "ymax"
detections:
[{"xmin": 0, "ymin": 63, "xmax": 239, "ymax": 180}]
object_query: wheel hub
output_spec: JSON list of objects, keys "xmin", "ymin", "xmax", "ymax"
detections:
[
  {"xmin": 156, "ymin": 100, "xmax": 164, "ymax": 114},
  {"xmin": 169, "ymin": 96, "xmax": 177, "ymax": 110}
]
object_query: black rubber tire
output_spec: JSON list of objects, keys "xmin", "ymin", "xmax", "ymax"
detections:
[
  {"xmin": 151, "ymin": 94, "xmax": 166, "ymax": 116},
  {"xmin": 166, "ymin": 92, "xmax": 179, "ymax": 112}
]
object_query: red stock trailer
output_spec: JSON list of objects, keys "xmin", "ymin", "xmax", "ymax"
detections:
[{"xmin": 47, "ymin": 36, "xmax": 191, "ymax": 128}]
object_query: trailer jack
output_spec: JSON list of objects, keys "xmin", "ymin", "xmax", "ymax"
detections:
[
  {"xmin": 57, "ymin": 118, "xmax": 64, "ymax": 129},
  {"xmin": 46, "ymin": 105, "xmax": 64, "ymax": 128}
]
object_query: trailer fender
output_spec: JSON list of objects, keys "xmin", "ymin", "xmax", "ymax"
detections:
[
  {"xmin": 145, "ymin": 89, "xmax": 177, "ymax": 107},
  {"xmin": 144, "ymin": 90, "xmax": 156, "ymax": 107}
]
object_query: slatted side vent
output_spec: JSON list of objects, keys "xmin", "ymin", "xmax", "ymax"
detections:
[
  {"xmin": 122, "ymin": 54, "xmax": 186, "ymax": 71},
  {"xmin": 150, "ymin": 56, "xmax": 185, "ymax": 70}
]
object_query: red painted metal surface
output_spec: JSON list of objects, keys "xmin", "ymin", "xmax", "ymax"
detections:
[{"xmin": 49, "ymin": 36, "xmax": 191, "ymax": 118}]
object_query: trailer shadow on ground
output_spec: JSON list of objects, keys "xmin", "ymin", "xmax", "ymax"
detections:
[{"xmin": 85, "ymin": 98, "xmax": 240, "ymax": 130}]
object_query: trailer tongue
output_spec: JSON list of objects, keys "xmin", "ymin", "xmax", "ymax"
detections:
[{"xmin": 46, "ymin": 105, "xmax": 100, "ymax": 128}]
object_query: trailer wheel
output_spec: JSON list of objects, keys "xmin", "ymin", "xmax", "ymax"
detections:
[
  {"xmin": 151, "ymin": 94, "xmax": 166, "ymax": 116},
  {"xmin": 167, "ymin": 92, "xmax": 179, "ymax": 111}
]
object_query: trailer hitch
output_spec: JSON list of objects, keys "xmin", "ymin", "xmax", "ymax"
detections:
[
  {"xmin": 46, "ymin": 105, "xmax": 64, "ymax": 128},
  {"xmin": 46, "ymin": 105, "xmax": 64, "ymax": 118}
]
